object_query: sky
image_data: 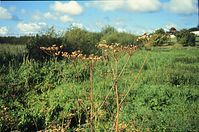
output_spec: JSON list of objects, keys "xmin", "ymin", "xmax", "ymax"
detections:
[{"xmin": 0, "ymin": 0, "xmax": 198, "ymax": 36}]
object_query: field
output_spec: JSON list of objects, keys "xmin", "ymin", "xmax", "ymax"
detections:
[
  {"xmin": 0, "ymin": 44, "xmax": 26, "ymax": 66},
  {"xmin": 0, "ymin": 44, "xmax": 199, "ymax": 131}
]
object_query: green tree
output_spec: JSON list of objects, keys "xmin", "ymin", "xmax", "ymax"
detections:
[
  {"xmin": 100, "ymin": 32, "xmax": 137, "ymax": 46},
  {"xmin": 152, "ymin": 28, "xmax": 169, "ymax": 46},
  {"xmin": 152, "ymin": 34, "xmax": 170, "ymax": 46},
  {"xmin": 101, "ymin": 25, "xmax": 117, "ymax": 36},
  {"xmin": 155, "ymin": 28, "xmax": 165, "ymax": 35},
  {"xmin": 63, "ymin": 27, "xmax": 100, "ymax": 55},
  {"xmin": 176, "ymin": 29, "xmax": 196, "ymax": 46},
  {"xmin": 27, "ymin": 26, "xmax": 62, "ymax": 60}
]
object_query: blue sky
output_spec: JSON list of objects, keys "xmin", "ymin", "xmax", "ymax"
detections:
[{"xmin": 0, "ymin": 0, "xmax": 198, "ymax": 36}]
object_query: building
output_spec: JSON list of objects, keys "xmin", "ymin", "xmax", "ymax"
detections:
[
  {"xmin": 191, "ymin": 31, "xmax": 199, "ymax": 36},
  {"xmin": 169, "ymin": 27, "xmax": 177, "ymax": 34}
]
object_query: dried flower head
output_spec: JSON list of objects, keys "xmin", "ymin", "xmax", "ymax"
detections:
[
  {"xmin": 40, "ymin": 44, "xmax": 102, "ymax": 62},
  {"xmin": 97, "ymin": 43, "xmax": 138, "ymax": 56}
]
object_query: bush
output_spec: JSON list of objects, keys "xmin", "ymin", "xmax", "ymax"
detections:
[
  {"xmin": 155, "ymin": 28, "xmax": 165, "ymax": 35},
  {"xmin": 27, "ymin": 27, "xmax": 62, "ymax": 60},
  {"xmin": 100, "ymin": 31, "xmax": 137, "ymax": 45},
  {"xmin": 63, "ymin": 27, "xmax": 101, "ymax": 55},
  {"xmin": 176, "ymin": 29, "xmax": 196, "ymax": 46},
  {"xmin": 153, "ymin": 28, "xmax": 170, "ymax": 46},
  {"xmin": 101, "ymin": 25, "xmax": 117, "ymax": 35}
]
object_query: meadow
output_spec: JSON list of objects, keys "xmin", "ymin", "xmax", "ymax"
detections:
[
  {"xmin": 0, "ymin": 44, "xmax": 26, "ymax": 66},
  {"xmin": 0, "ymin": 43, "xmax": 199, "ymax": 131}
]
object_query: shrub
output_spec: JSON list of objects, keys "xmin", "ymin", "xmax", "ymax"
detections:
[
  {"xmin": 27, "ymin": 27, "xmax": 62, "ymax": 60},
  {"xmin": 175, "ymin": 29, "xmax": 196, "ymax": 46},
  {"xmin": 155, "ymin": 28, "xmax": 165, "ymax": 35},
  {"xmin": 100, "ymin": 32, "xmax": 137, "ymax": 46},
  {"xmin": 62, "ymin": 27, "xmax": 101, "ymax": 55},
  {"xmin": 153, "ymin": 28, "xmax": 170, "ymax": 46}
]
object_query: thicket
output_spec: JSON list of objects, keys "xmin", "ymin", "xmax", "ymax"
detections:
[
  {"xmin": 24, "ymin": 26, "xmax": 139, "ymax": 60},
  {"xmin": 175, "ymin": 29, "xmax": 196, "ymax": 46},
  {"xmin": 62, "ymin": 27, "xmax": 101, "ymax": 55}
]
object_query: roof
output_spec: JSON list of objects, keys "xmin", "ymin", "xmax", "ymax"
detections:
[{"xmin": 170, "ymin": 27, "xmax": 176, "ymax": 30}]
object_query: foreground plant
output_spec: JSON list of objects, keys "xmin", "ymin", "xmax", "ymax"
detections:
[
  {"xmin": 40, "ymin": 45, "xmax": 103, "ymax": 131},
  {"xmin": 40, "ymin": 43, "xmax": 145, "ymax": 131},
  {"xmin": 97, "ymin": 43, "xmax": 138, "ymax": 131}
]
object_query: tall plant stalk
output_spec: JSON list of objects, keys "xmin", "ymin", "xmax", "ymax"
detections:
[
  {"xmin": 90, "ymin": 60, "xmax": 93, "ymax": 132},
  {"xmin": 114, "ymin": 59, "xmax": 119, "ymax": 132},
  {"xmin": 114, "ymin": 83, "xmax": 119, "ymax": 132},
  {"xmin": 39, "ymin": 44, "xmax": 140, "ymax": 131}
]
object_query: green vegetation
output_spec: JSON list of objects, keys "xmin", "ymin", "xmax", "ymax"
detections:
[
  {"xmin": 63, "ymin": 27, "xmax": 101, "ymax": 55},
  {"xmin": 0, "ymin": 26, "xmax": 198, "ymax": 131},
  {"xmin": 195, "ymin": 36, "xmax": 199, "ymax": 46},
  {"xmin": 0, "ymin": 43, "xmax": 199, "ymax": 131},
  {"xmin": 153, "ymin": 28, "xmax": 170, "ymax": 46},
  {"xmin": 99, "ymin": 26, "xmax": 137, "ymax": 46},
  {"xmin": 0, "ymin": 44, "xmax": 27, "ymax": 66},
  {"xmin": 175, "ymin": 29, "xmax": 196, "ymax": 46}
]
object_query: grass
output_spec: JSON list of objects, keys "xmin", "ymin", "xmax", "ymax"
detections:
[
  {"xmin": 196, "ymin": 36, "xmax": 199, "ymax": 46},
  {"xmin": 0, "ymin": 44, "xmax": 27, "ymax": 66},
  {"xmin": 0, "ymin": 45, "xmax": 199, "ymax": 131},
  {"xmin": 0, "ymin": 44, "xmax": 26, "ymax": 54}
]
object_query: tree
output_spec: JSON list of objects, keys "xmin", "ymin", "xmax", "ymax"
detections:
[
  {"xmin": 151, "ymin": 28, "xmax": 169, "ymax": 46},
  {"xmin": 176, "ymin": 29, "xmax": 196, "ymax": 46},
  {"xmin": 101, "ymin": 25, "xmax": 117, "ymax": 36},
  {"xmin": 100, "ymin": 32, "xmax": 137, "ymax": 46},
  {"xmin": 153, "ymin": 34, "xmax": 170, "ymax": 46},
  {"xmin": 155, "ymin": 28, "xmax": 165, "ymax": 35},
  {"xmin": 63, "ymin": 27, "xmax": 100, "ymax": 55},
  {"xmin": 27, "ymin": 27, "xmax": 62, "ymax": 60}
]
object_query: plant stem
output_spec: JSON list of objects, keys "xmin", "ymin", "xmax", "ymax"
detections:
[
  {"xmin": 119, "ymin": 51, "xmax": 150, "ymax": 106},
  {"xmin": 114, "ymin": 59, "xmax": 119, "ymax": 132},
  {"xmin": 115, "ymin": 80, "xmax": 119, "ymax": 132},
  {"xmin": 97, "ymin": 54, "xmax": 131, "ymax": 112},
  {"xmin": 90, "ymin": 60, "xmax": 93, "ymax": 132}
]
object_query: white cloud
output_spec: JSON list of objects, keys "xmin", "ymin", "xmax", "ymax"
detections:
[
  {"xmin": 32, "ymin": 11, "xmax": 74, "ymax": 23},
  {"xmin": 60, "ymin": 15, "xmax": 73, "ymax": 23},
  {"xmin": 0, "ymin": 26, "xmax": 8, "ymax": 35},
  {"xmin": 32, "ymin": 11, "xmax": 58, "ymax": 21},
  {"xmin": 44, "ymin": 12, "xmax": 57, "ymax": 20},
  {"xmin": 0, "ymin": 6, "xmax": 12, "ymax": 20},
  {"xmin": 165, "ymin": 0, "xmax": 197, "ymax": 14},
  {"xmin": 88, "ymin": 0, "xmax": 125, "ymax": 11},
  {"xmin": 52, "ymin": 1, "xmax": 83, "ymax": 15},
  {"xmin": 116, "ymin": 27, "xmax": 127, "ymax": 32},
  {"xmin": 83, "ymin": 0, "xmax": 198, "ymax": 15},
  {"xmin": 127, "ymin": 0, "xmax": 161, "ymax": 12},
  {"xmin": 87, "ymin": 0, "xmax": 161, "ymax": 12},
  {"xmin": 17, "ymin": 22, "xmax": 47, "ymax": 33},
  {"xmin": 71, "ymin": 22, "xmax": 84, "ymax": 28}
]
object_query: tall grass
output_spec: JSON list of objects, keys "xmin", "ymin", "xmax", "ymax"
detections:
[
  {"xmin": 0, "ymin": 46, "xmax": 199, "ymax": 131},
  {"xmin": 0, "ymin": 44, "xmax": 27, "ymax": 66}
]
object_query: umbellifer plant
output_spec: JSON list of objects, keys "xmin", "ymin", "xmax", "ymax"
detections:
[{"xmin": 40, "ymin": 43, "xmax": 148, "ymax": 131}]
